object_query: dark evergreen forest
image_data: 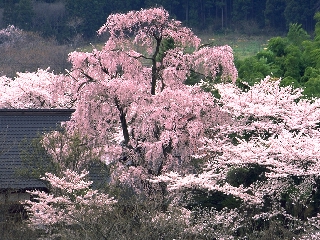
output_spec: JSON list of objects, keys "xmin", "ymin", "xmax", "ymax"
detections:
[{"xmin": 0, "ymin": 0, "xmax": 319, "ymax": 42}]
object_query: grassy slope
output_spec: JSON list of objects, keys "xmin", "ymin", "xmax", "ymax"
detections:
[
  {"xmin": 79, "ymin": 33, "xmax": 273, "ymax": 61},
  {"xmin": 198, "ymin": 33, "xmax": 272, "ymax": 60}
]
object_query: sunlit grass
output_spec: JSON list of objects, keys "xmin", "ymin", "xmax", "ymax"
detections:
[
  {"xmin": 77, "ymin": 33, "xmax": 273, "ymax": 60},
  {"xmin": 198, "ymin": 33, "xmax": 272, "ymax": 60},
  {"xmin": 76, "ymin": 42, "xmax": 104, "ymax": 52}
]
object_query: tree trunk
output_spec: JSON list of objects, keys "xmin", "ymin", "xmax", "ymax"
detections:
[
  {"xmin": 151, "ymin": 36, "xmax": 162, "ymax": 95},
  {"xmin": 114, "ymin": 97, "xmax": 130, "ymax": 145}
]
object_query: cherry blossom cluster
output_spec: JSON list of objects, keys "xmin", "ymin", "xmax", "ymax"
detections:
[
  {"xmin": 41, "ymin": 130, "xmax": 102, "ymax": 172},
  {"xmin": 67, "ymin": 79, "xmax": 230, "ymax": 190},
  {"xmin": 191, "ymin": 45, "xmax": 238, "ymax": 82},
  {"xmin": 64, "ymin": 7, "xmax": 238, "ymax": 192},
  {"xmin": 98, "ymin": 7, "xmax": 201, "ymax": 51},
  {"xmin": 4, "ymin": 6, "xmax": 319, "ymax": 237},
  {"xmin": 24, "ymin": 169, "xmax": 116, "ymax": 229},
  {"xmin": 0, "ymin": 68, "xmax": 74, "ymax": 109},
  {"xmin": 0, "ymin": 25, "xmax": 24, "ymax": 47},
  {"xmin": 152, "ymin": 77, "xmax": 320, "ymax": 233}
]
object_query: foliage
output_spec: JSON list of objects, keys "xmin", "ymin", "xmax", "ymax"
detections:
[
  {"xmin": 0, "ymin": 25, "xmax": 24, "ymax": 46},
  {"xmin": 18, "ymin": 135, "xmax": 58, "ymax": 179},
  {"xmin": 0, "ymin": 6, "xmax": 318, "ymax": 240},
  {"xmin": 32, "ymin": 1, "xmax": 67, "ymax": 40},
  {"xmin": 153, "ymin": 76, "xmax": 320, "ymax": 237},
  {"xmin": 18, "ymin": 130, "xmax": 109, "ymax": 182},
  {"xmin": 0, "ymin": 25, "xmax": 72, "ymax": 77},
  {"xmin": 64, "ymin": 7, "xmax": 237, "ymax": 197},
  {"xmin": 236, "ymin": 56, "xmax": 272, "ymax": 85},
  {"xmin": 23, "ymin": 170, "xmax": 193, "ymax": 240},
  {"xmin": 41, "ymin": 130, "xmax": 103, "ymax": 172},
  {"xmin": 287, "ymin": 23, "xmax": 310, "ymax": 46},
  {"xmin": 24, "ymin": 169, "xmax": 116, "ymax": 232},
  {"xmin": 237, "ymin": 18, "xmax": 320, "ymax": 98},
  {"xmin": 3, "ymin": 0, "xmax": 34, "ymax": 31},
  {"xmin": 64, "ymin": 0, "xmax": 107, "ymax": 39},
  {"xmin": 0, "ymin": 220, "xmax": 43, "ymax": 240},
  {"xmin": 0, "ymin": 0, "xmax": 318, "ymax": 42},
  {"xmin": 268, "ymin": 36, "xmax": 288, "ymax": 57}
]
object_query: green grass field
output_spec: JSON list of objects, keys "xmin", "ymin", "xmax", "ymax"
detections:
[
  {"xmin": 198, "ymin": 33, "xmax": 272, "ymax": 59},
  {"xmin": 78, "ymin": 33, "xmax": 273, "ymax": 60}
]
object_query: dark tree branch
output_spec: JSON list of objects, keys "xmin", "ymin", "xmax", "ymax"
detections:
[
  {"xmin": 151, "ymin": 36, "xmax": 162, "ymax": 95},
  {"xmin": 114, "ymin": 97, "xmax": 130, "ymax": 146}
]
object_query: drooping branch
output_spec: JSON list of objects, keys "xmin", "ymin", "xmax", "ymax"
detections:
[{"xmin": 65, "ymin": 68, "xmax": 97, "ymax": 93}]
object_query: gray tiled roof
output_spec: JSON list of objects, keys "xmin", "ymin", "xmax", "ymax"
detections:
[{"xmin": 0, "ymin": 109, "xmax": 74, "ymax": 190}]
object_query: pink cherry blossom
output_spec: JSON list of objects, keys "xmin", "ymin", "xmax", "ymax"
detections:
[
  {"xmin": 152, "ymin": 77, "xmax": 320, "ymax": 235},
  {"xmin": 24, "ymin": 169, "xmax": 116, "ymax": 229},
  {"xmin": 63, "ymin": 7, "xmax": 238, "ymax": 192},
  {"xmin": 0, "ymin": 68, "xmax": 74, "ymax": 109}
]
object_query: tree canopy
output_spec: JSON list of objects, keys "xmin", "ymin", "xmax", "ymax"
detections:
[
  {"xmin": 1, "ymin": 6, "xmax": 320, "ymax": 240},
  {"xmin": 0, "ymin": 0, "xmax": 319, "ymax": 41}
]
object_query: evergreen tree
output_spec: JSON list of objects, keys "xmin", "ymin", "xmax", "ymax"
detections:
[
  {"xmin": 65, "ymin": 0, "xmax": 108, "ymax": 39},
  {"xmin": 15, "ymin": 0, "xmax": 34, "ymax": 30}
]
